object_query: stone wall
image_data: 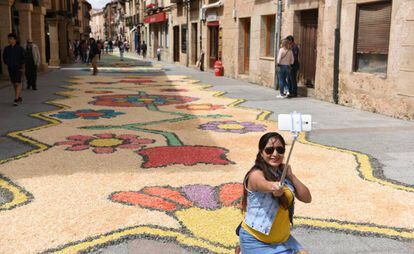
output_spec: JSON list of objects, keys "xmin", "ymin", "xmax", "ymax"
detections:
[
  {"xmin": 338, "ymin": 0, "xmax": 414, "ymax": 119},
  {"xmin": 162, "ymin": 0, "xmax": 414, "ymax": 119}
]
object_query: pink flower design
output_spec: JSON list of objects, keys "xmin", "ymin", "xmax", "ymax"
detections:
[{"xmin": 55, "ymin": 134, "xmax": 155, "ymax": 154}]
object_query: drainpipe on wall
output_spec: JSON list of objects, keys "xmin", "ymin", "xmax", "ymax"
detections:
[
  {"xmin": 274, "ymin": 0, "xmax": 282, "ymax": 90},
  {"xmin": 186, "ymin": 0, "xmax": 190, "ymax": 67},
  {"xmin": 333, "ymin": 0, "xmax": 342, "ymax": 104},
  {"xmin": 199, "ymin": 0, "xmax": 203, "ymax": 53}
]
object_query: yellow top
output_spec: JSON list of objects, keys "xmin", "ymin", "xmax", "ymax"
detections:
[{"xmin": 242, "ymin": 186, "xmax": 294, "ymax": 244}]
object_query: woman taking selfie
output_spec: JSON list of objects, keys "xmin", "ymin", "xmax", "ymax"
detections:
[{"xmin": 238, "ymin": 132, "xmax": 312, "ymax": 254}]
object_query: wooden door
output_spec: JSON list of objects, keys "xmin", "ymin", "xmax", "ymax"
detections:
[
  {"xmin": 299, "ymin": 10, "xmax": 318, "ymax": 88},
  {"xmin": 243, "ymin": 19, "xmax": 251, "ymax": 74},
  {"xmin": 173, "ymin": 26, "xmax": 180, "ymax": 62},
  {"xmin": 192, "ymin": 23, "xmax": 198, "ymax": 65},
  {"xmin": 209, "ymin": 25, "xmax": 219, "ymax": 69}
]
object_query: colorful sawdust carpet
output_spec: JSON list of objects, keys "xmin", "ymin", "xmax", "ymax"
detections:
[{"xmin": 0, "ymin": 74, "xmax": 413, "ymax": 253}]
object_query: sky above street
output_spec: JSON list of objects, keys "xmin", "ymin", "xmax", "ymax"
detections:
[{"xmin": 89, "ymin": 0, "xmax": 110, "ymax": 9}]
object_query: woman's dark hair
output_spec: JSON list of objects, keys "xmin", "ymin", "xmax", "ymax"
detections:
[{"xmin": 241, "ymin": 132, "xmax": 290, "ymax": 212}]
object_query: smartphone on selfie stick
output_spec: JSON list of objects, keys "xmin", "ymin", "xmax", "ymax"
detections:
[{"xmin": 277, "ymin": 112, "xmax": 312, "ymax": 187}]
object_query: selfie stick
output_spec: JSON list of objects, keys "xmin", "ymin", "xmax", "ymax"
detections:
[{"xmin": 279, "ymin": 112, "xmax": 301, "ymax": 188}]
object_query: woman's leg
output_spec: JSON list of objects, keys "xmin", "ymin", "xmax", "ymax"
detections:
[{"xmin": 278, "ymin": 67, "xmax": 288, "ymax": 96}]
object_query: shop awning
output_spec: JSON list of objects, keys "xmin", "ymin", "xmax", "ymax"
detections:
[{"xmin": 144, "ymin": 12, "xmax": 168, "ymax": 24}]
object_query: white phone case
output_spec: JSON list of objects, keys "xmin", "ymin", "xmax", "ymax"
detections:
[{"xmin": 278, "ymin": 113, "xmax": 312, "ymax": 132}]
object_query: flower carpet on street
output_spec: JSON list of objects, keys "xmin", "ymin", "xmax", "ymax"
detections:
[{"xmin": 0, "ymin": 72, "xmax": 413, "ymax": 253}]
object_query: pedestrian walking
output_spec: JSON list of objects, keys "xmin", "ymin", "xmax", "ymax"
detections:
[
  {"xmin": 136, "ymin": 41, "xmax": 141, "ymax": 55},
  {"xmin": 24, "ymin": 38, "xmax": 41, "ymax": 90},
  {"xmin": 3, "ymin": 33, "xmax": 26, "ymax": 106},
  {"xmin": 118, "ymin": 40, "xmax": 125, "ymax": 61},
  {"xmin": 74, "ymin": 40, "xmax": 81, "ymax": 62},
  {"xmin": 237, "ymin": 132, "xmax": 311, "ymax": 254},
  {"xmin": 68, "ymin": 40, "xmax": 75, "ymax": 62},
  {"xmin": 81, "ymin": 40, "xmax": 88, "ymax": 63},
  {"xmin": 286, "ymin": 36, "xmax": 299, "ymax": 98},
  {"xmin": 141, "ymin": 41, "xmax": 147, "ymax": 59},
  {"xmin": 97, "ymin": 40, "xmax": 102, "ymax": 60},
  {"xmin": 108, "ymin": 40, "xmax": 113, "ymax": 53},
  {"xmin": 276, "ymin": 39, "xmax": 294, "ymax": 99},
  {"xmin": 89, "ymin": 38, "xmax": 100, "ymax": 75},
  {"xmin": 156, "ymin": 47, "xmax": 161, "ymax": 61},
  {"xmin": 197, "ymin": 50, "xmax": 205, "ymax": 71},
  {"xmin": 104, "ymin": 40, "xmax": 108, "ymax": 54}
]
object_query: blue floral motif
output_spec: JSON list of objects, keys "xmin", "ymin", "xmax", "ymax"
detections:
[{"xmin": 51, "ymin": 109, "xmax": 125, "ymax": 120}]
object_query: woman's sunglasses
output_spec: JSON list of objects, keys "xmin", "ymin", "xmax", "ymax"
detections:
[{"xmin": 264, "ymin": 146, "xmax": 285, "ymax": 155}]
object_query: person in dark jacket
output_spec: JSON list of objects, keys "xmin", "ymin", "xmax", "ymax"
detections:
[
  {"xmin": 89, "ymin": 38, "xmax": 100, "ymax": 75},
  {"xmin": 3, "ymin": 33, "xmax": 25, "ymax": 106},
  {"xmin": 25, "ymin": 38, "xmax": 41, "ymax": 90},
  {"xmin": 141, "ymin": 41, "xmax": 147, "ymax": 59},
  {"xmin": 286, "ymin": 35, "xmax": 299, "ymax": 98}
]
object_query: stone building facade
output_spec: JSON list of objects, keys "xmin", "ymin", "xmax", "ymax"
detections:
[
  {"xmin": 154, "ymin": 0, "xmax": 413, "ymax": 119},
  {"xmin": 140, "ymin": 0, "xmax": 171, "ymax": 61},
  {"xmin": 0, "ymin": 0, "xmax": 50, "ymax": 74},
  {"xmin": 91, "ymin": 9, "xmax": 104, "ymax": 40},
  {"xmin": 103, "ymin": 0, "xmax": 126, "ymax": 42},
  {"xmin": 46, "ymin": 0, "xmax": 91, "ymax": 65},
  {"xmin": 124, "ymin": 0, "xmax": 141, "ymax": 52},
  {"xmin": 277, "ymin": 0, "xmax": 414, "ymax": 119},
  {"xmin": 0, "ymin": 0, "xmax": 92, "ymax": 77}
]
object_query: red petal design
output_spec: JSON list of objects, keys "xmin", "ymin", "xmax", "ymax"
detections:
[
  {"xmin": 138, "ymin": 146, "xmax": 233, "ymax": 168},
  {"xmin": 67, "ymin": 135, "xmax": 94, "ymax": 141},
  {"xmin": 93, "ymin": 147, "xmax": 115, "ymax": 154},
  {"xmin": 142, "ymin": 187, "xmax": 192, "ymax": 208},
  {"xmin": 118, "ymin": 144, "xmax": 143, "ymax": 149},
  {"xmin": 117, "ymin": 134, "xmax": 139, "ymax": 140},
  {"xmin": 134, "ymin": 138, "xmax": 155, "ymax": 144},
  {"xmin": 55, "ymin": 141, "xmax": 84, "ymax": 146},
  {"xmin": 111, "ymin": 192, "xmax": 177, "ymax": 211},
  {"xmin": 67, "ymin": 145, "xmax": 90, "ymax": 151},
  {"xmin": 219, "ymin": 183, "xmax": 243, "ymax": 207},
  {"xmin": 94, "ymin": 133, "xmax": 116, "ymax": 139}
]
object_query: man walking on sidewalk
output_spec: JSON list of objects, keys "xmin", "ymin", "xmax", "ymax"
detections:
[
  {"xmin": 3, "ymin": 33, "xmax": 25, "ymax": 106},
  {"xmin": 24, "ymin": 38, "xmax": 41, "ymax": 90}
]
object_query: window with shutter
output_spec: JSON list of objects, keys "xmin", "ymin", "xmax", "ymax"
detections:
[
  {"xmin": 262, "ymin": 15, "xmax": 276, "ymax": 57},
  {"xmin": 181, "ymin": 25, "xmax": 187, "ymax": 53},
  {"xmin": 354, "ymin": 1, "xmax": 392, "ymax": 73}
]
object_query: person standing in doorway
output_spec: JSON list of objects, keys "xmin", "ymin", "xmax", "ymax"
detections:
[
  {"xmin": 286, "ymin": 35, "xmax": 299, "ymax": 98},
  {"xmin": 25, "ymin": 38, "xmax": 41, "ymax": 90},
  {"xmin": 276, "ymin": 39, "xmax": 294, "ymax": 99},
  {"xmin": 3, "ymin": 33, "xmax": 26, "ymax": 106},
  {"xmin": 141, "ymin": 41, "xmax": 147, "ymax": 59}
]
